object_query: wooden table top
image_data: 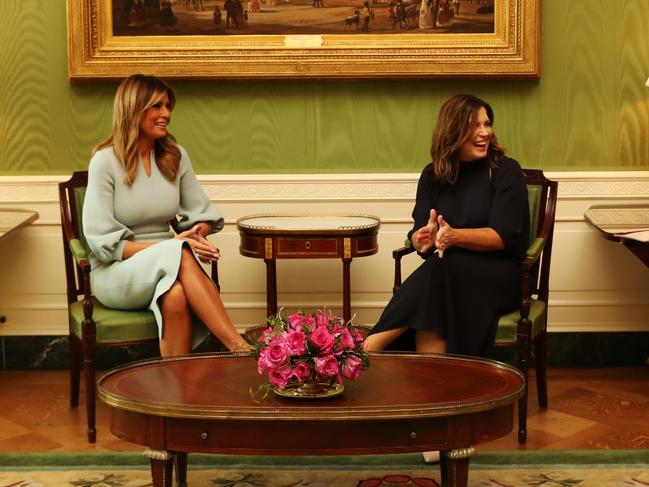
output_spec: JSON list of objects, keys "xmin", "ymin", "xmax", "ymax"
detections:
[
  {"xmin": 584, "ymin": 204, "xmax": 649, "ymax": 238},
  {"xmin": 237, "ymin": 214, "xmax": 380, "ymax": 235},
  {"xmin": 98, "ymin": 352, "xmax": 524, "ymax": 421},
  {"xmin": 0, "ymin": 209, "xmax": 38, "ymax": 242}
]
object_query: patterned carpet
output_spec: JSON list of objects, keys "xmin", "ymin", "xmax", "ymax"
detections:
[{"xmin": 1, "ymin": 451, "xmax": 648, "ymax": 487}]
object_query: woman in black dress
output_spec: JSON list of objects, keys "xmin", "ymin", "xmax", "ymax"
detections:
[{"xmin": 365, "ymin": 94, "xmax": 529, "ymax": 358}]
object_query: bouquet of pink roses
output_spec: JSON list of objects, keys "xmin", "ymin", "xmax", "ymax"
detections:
[{"xmin": 251, "ymin": 309, "xmax": 370, "ymax": 398}]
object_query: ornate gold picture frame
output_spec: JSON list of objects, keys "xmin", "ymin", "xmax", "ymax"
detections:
[{"xmin": 66, "ymin": 0, "xmax": 539, "ymax": 80}]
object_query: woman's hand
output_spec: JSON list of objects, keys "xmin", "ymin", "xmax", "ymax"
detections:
[
  {"xmin": 175, "ymin": 224, "xmax": 220, "ymax": 263},
  {"xmin": 435, "ymin": 215, "xmax": 455, "ymax": 258},
  {"xmin": 412, "ymin": 209, "xmax": 438, "ymax": 254}
]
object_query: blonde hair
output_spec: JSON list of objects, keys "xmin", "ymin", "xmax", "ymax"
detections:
[
  {"xmin": 93, "ymin": 74, "xmax": 181, "ymax": 185},
  {"xmin": 428, "ymin": 94, "xmax": 505, "ymax": 185}
]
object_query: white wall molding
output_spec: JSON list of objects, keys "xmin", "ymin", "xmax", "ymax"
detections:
[{"xmin": 1, "ymin": 171, "xmax": 648, "ymax": 336}]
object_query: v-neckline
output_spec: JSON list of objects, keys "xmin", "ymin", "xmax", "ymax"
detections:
[{"xmin": 140, "ymin": 151, "xmax": 154, "ymax": 178}]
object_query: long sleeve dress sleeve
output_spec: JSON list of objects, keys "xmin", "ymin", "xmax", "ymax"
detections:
[
  {"xmin": 83, "ymin": 149, "xmax": 135, "ymax": 263},
  {"xmin": 408, "ymin": 169, "xmax": 438, "ymax": 257}
]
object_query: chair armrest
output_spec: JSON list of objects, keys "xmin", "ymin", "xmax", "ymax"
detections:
[
  {"xmin": 522, "ymin": 237, "xmax": 545, "ymax": 269},
  {"xmin": 517, "ymin": 237, "xmax": 547, "ymax": 321},
  {"xmin": 392, "ymin": 242, "xmax": 416, "ymax": 294},
  {"xmin": 69, "ymin": 238, "xmax": 88, "ymax": 265},
  {"xmin": 393, "ymin": 245, "xmax": 416, "ymax": 260}
]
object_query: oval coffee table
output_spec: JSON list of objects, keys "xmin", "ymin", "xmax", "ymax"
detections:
[{"xmin": 98, "ymin": 352, "xmax": 524, "ymax": 487}]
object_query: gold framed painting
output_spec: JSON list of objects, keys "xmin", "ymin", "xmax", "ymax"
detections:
[{"xmin": 66, "ymin": 0, "xmax": 539, "ymax": 80}]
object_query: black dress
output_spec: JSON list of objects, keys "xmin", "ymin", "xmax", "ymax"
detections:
[{"xmin": 370, "ymin": 156, "xmax": 530, "ymax": 357}]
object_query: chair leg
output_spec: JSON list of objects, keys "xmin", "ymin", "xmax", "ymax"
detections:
[
  {"xmin": 534, "ymin": 330, "xmax": 548, "ymax": 408},
  {"xmin": 69, "ymin": 332, "xmax": 81, "ymax": 408},
  {"xmin": 83, "ymin": 334, "xmax": 97, "ymax": 443},
  {"xmin": 517, "ymin": 346, "xmax": 530, "ymax": 445}
]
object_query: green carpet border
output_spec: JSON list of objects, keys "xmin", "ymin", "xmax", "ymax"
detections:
[{"xmin": 0, "ymin": 450, "xmax": 647, "ymax": 469}]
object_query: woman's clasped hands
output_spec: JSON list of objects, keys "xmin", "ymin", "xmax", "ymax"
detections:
[
  {"xmin": 413, "ymin": 209, "xmax": 438, "ymax": 254},
  {"xmin": 434, "ymin": 214, "xmax": 455, "ymax": 258},
  {"xmin": 175, "ymin": 224, "xmax": 220, "ymax": 263},
  {"xmin": 412, "ymin": 209, "xmax": 455, "ymax": 258}
]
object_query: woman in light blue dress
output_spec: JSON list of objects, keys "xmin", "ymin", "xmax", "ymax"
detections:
[{"xmin": 82, "ymin": 74, "xmax": 250, "ymax": 355}]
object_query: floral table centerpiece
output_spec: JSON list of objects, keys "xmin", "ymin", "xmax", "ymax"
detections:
[{"xmin": 251, "ymin": 309, "xmax": 370, "ymax": 399}]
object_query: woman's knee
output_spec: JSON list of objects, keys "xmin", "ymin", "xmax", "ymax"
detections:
[
  {"xmin": 161, "ymin": 281, "xmax": 188, "ymax": 311},
  {"xmin": 180, "ymin": 246, "xmax": 196, "ymax": 262},
  {"xmin": 179, "ymin": 246, "xmax": 202, "ymax": 272}
]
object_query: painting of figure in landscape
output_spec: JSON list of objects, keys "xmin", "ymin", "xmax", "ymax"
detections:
[{"xmin": 112, "ymin": 0, "xmax": 494, "ymax": 36}]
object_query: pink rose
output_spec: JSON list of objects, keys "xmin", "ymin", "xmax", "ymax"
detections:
[
  {"xmin": 309, "ymin": 326, "xmax": 335, "ymax": 354},
  {"xmin": 352, "ymin": 330, "xmax": 365, "ymax": 344},
  {"xmin": 314, "ymin": 354, "xmax": 339, "ymax": 378},
  {"xmin": 257, "ymin": 348, "xmax": 272, "ymax": 373},
  {"xmin": 265, "ymin": 336, "xmax": 289, "ymax": 367},
  {"xmin": 291, "ymin": 361, "xmax": 311, "ymax": 382},
  {"xmin": 288, "ymin": 313, "xmax": 303, "ymax": 330},
  {"xmin": 315, "ymin": 310, "xmax": 330, "ymax": 327},
  {"xmin": 340, "ymin": 355, "xmax": 363, "ymax": 380},
  {"xmin": 260, "ymin": 327, "xmax": 274, "ymax": 345},
  {"xmin": 268, "ymin": 365, "xmax": 293, "ymax": 389},
  {"xmin": 302, "ymin": 314, "xmax": 315, "ymax": 329},
  {"xmin": 286, "ymin": 329, "xmax": 307, "ymax": 356},
  {"xmin": 334, "ymin": 328, "xmax": 355, "ymax": 354}
]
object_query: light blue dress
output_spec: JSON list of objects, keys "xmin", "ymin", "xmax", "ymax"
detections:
[{"xmin": 82, "ymin": 145, "xmax": 224, "ymax": 347}]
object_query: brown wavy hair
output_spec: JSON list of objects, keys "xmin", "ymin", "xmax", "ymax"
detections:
[
  {"xmin": 93, "ymin": 74, "xmax": 181, "ymax": 186},
  {"xmin": 427, "ymin": 94, "xmax": 506, "ymax": 185}
]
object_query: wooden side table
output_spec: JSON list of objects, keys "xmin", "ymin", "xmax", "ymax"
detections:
[
  {"xmin": 0, "ymin": 209, "xmax": 39, "ymax": 326},
  {"xmin": 237, "ymin": 214, "xmax": 380, "ymax": 322},
  {"xmin": 0, "ymin": 209, "xmax": 38, "ymax": 368},
  {"xmin": 0, "ymin": 209, "xmax": 38, "ymax": 243},
  {"xmin": 584, "ymin": 205, "xmax": 649, "ymax": 267}
]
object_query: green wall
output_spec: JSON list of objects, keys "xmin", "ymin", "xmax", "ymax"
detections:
[{"xmin": 1, "ymin": 1, "xmax": 648, "ymax": 175}]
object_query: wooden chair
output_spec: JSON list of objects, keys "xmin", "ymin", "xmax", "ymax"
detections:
[
  {"xmin": 58, "ymin": 171, "xmax": 220, "ymax": 443},
  {"xmin": 392, "ymin": 168, "xmax": 558, "ymax": 444}
]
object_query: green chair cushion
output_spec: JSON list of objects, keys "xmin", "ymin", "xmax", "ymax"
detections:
[
  {"xmin": 495, "ymin": 299, "xmax": 547, "ymax": 345},
  {"xmin": 69, "ymin": 297, "xmax": 158, "ymax": 344}
]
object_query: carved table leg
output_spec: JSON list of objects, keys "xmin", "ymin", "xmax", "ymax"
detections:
[
  {"xmin": 440, "ymin": 447, "xmax": 476, "ymax": 487},
  {"xmin": 144, "ymin": 448, "xmax": 174, "ymax": 487},
  {"xmin": 264, "ymin": 258, "xmax": 277, "ymax": 318},
  {"xmin": 175, "ymin": 452, "xmax": 188, "ymax": 487},
  {"xmin": 342, "ymin": 256, "xmax": 352, "ymax": 323}
]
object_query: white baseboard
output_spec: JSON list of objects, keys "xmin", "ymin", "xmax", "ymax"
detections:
[{"xmin": 1, "ymin": 171, "xmax": 648, "ymax": 335}]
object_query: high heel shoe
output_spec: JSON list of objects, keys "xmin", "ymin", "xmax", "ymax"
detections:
[
  {"xmin": 230, "ymin": 340, "xmax": 253, "ymax": 354},
  {"xmin": 422, "ymin": 451, "xmax": 440, "ymax": 464}
]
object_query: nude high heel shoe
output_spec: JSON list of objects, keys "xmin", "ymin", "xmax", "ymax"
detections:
[{"xmin": 422, "ymin": 451, "xmax": 440, "ymax": 463}]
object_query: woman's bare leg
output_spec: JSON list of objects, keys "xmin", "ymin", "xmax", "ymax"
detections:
[
  {"xmin": 363, "ymin": 327, "xmax": 408, "ymax": 351},
  {"xmin": 365, "ymin": 329, "xmax": 446, "ymax": 462},
  {"xmin": 415, "ymin": 330, "xmax": 447, "ymax": 353},
  {"xmin": 416, "ymin": 329, "xmax": 446, "ymax": 463},
  {"xmin": 176, "ymin": 248, "xmax": 250, "ymax": 351},
  {"xmin": 159, "ymin": 281, "xmax": 192, "ymax": 356}
]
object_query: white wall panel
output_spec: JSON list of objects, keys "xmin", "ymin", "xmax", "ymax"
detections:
[{"xmin": 0, "ymin": 172, "xmax": 648, "ymax": 335}]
